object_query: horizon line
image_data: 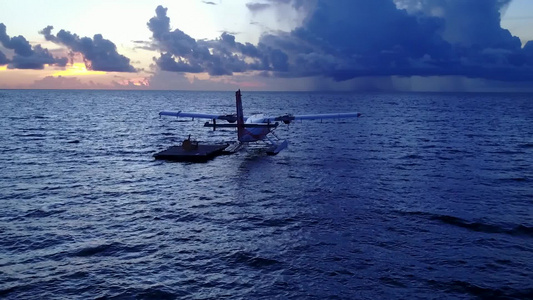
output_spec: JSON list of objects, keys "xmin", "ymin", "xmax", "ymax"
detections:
[{"xmin": 1, "ymin": 88, "xmax": 533, "ymax": 94}]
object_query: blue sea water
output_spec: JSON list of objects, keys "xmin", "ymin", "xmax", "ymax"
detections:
[{"xmin": 0, "ymin": 89, "xmax": 531, "ymax": 299}]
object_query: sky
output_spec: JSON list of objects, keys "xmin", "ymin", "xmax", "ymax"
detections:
[{"xmin": 1, "ymin": 0, "xmax": 533, "ymax": 92}]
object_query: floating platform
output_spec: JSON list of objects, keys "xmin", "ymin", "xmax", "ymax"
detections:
[{"xmin": 154, "ymin": 142, "xmax": 229, "ymax": 162}]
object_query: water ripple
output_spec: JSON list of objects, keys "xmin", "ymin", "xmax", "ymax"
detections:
[{"xmin": 0, "ymin": 91, "xmax": 531, "ymax": 299}]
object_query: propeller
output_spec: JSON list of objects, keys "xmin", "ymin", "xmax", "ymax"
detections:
[
  {"xmin": 275, "ymin": 114, "xmax": 295, "ymax": 124},
  {"xmin": 219, "ymin": 114, "xmax": 238, "ymax": 123}
]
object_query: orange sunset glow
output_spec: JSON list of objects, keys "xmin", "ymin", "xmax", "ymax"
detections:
[{"xmin": 52, "ymin": 63, "xmax": 107, "ymax": 77}]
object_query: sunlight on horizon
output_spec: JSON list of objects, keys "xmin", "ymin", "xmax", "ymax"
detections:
[
  {"xmin": 52, "ymin": 63, "xmax": 107, "ymax": 77},
  {"xmin": 115, "ymin": 77, "xmax": 150, "ymax": 87}
]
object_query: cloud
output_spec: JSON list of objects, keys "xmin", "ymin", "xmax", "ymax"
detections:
[
  {"xmin": 147, "ymin": 70, "xmax": 271, "ymax": 91},
  {"xmin": 202, "ymin": 1, "xmax": 217, "ymax": 5},
  {"xmin": 397, "ymin": 0, "xmax": 519, "ymax": 48},
  {"xmin": 0, "ymin": 23, "xmax": 68, "ymax": 69},
  {"xmin": 0, "ymin": 24, "xmax": 32, "ymax": 56},
  {"xmin": 247, "ymin": 0, "xmax": 312, "ymax": 14},
  {"xmin": 246, "ymin": 3, "xmax": 271, "ymax": 12},
  {"xmin": 147, "ymin": 5, "xmax": 291, "ymax": 76},
  {"xmin": 263, "ymin": 0, "xmax": 533, "ymax": 81},
  {"xmin": 30, "ymin": 75, "xmax": 108, "ymax": 89},
  {"xmin": 40, "ymin": 26, "xmax": 135, "ymax": 72},
  {"xmin": 148, "ymin": 1, "xmax": 533, "ymax": 83},
  {"xmin": 147, "ymin": 6, "xmax": 171, "ymax": 40},
  {"xmin": 0, "ymin": 50, "xmax": 8, "ymax": 65},
  {"xmin": 525, "ymin": 41, "xmax": 533, "ymax": 55}
]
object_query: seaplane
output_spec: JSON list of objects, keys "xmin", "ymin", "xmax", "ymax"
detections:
[{"xmin": 159, "ymin": 90, "xmax": 361, "ymax": 155}]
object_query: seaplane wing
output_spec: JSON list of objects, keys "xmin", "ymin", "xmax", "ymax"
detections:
[
  {"xmin": 262, "ymin": 112, "xmax": 362, "ymax": 124},
  {"xmin": 159, "ymin": 111, "xmax": 242, "ymax": 122}
]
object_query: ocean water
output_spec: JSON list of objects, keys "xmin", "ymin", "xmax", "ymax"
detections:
[{"xmin": 0, "ymin": 89, "xmax": 531, "ymax": 299}]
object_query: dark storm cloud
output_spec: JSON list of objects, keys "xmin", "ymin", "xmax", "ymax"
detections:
[
  {"xmin": 0, "ymin": 23, "xmax": 67, "ymax": 69},
  {"xmin": 157, "ymin": 52, "xmax": 203, "ymax": 73},
  {"xmin": 0, "ymin": 24, "xmax": 33, "ymax": 56},
  {"xmin": 147, "ymin": 6, "xmax": 171, "ymax": 40},
  {"xmin": 402, "ymin": 0, "xmax": 519, "ymax": 49},
  {"xmin": 524, "ymin": 41, "xmax": 533, "ymax": 55},
  {"xmin": 266, "ymin": 0, "xmax": 533, "ymax": 81},
  {"xmin": 40, "ymin": 26, "xmax": 135, "ymax": 72},
  {"xmin": 263, "ymin": 0, "xmax": 455, "ymax": 80},
  {"xmin": 147, "ymin": 5, "xmax": 290, "ymax": 76},
  {"xmin": 39, "ymin": 26, "xmax": 59, "ymax": 44},
  {"xmin": 148, "ymin": 1, "xmax": 533, "ymax": 81},
  {"xmin": 10, "ymin": 45, "xmax": 68, "ymax": 69}
]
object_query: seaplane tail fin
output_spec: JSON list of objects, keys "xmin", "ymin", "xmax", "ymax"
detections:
[{"xmin": 236, "ymin": 89, "xmax": 246, "ymax": 142}]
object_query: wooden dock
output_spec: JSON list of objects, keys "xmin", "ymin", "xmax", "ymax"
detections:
[{"xmin": 154, "ymin": 143, "xmax": 229, "ymax": 162}]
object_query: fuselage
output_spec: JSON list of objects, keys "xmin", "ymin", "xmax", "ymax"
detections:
[{"xmin": 238, "ymin": 114, "xmax": 273, "ymax": 142}]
